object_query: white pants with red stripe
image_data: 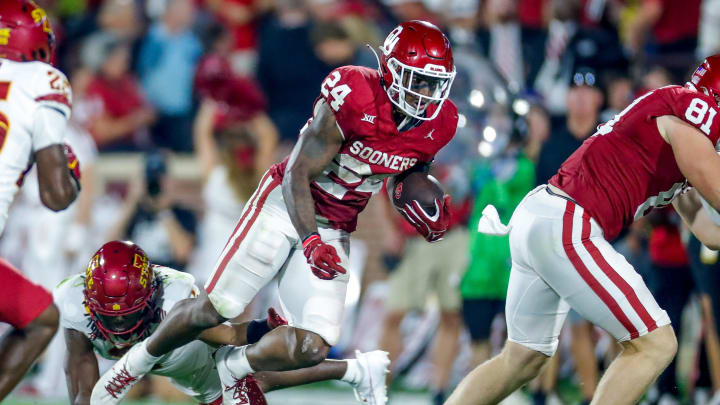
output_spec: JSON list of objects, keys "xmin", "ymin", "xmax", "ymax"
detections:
[
  {"xmin": 506, "ymin": 187, "xmax": 670, "ymax": 356},
  {"xmin": 204, "ymin": 172, "xmax": 350, "ymax": 346}
]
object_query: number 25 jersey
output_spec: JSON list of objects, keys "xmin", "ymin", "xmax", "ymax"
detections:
[
  {"xmin": 549, "ymin": 85, "xmax": 720, "ymax": 241},
  {"xmin": 0, "ymin": 59, "xmax": 72, "ymax": 234},
  {"xmin": 270, "ymin": 65, "xmax": 459, "ymax": 232}
]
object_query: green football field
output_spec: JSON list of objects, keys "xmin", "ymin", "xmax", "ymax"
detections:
[
  {"xmin": 4, "ymin": 391, "xmax": 437, "ymax": 405},
  {"xmin": 1, "ymin": 387, "xmax": 547, "ymax": 405},
  {"xmin": 4, "ymin": 384, "xmax": 442, "ymax": 405}
]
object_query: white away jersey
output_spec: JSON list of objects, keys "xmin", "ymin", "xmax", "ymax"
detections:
[
  {"xmin": 54, "ymin": 266, "xmax": 222, "ymax": 403},
  {"xmin": 0, "ymin": 59, "xmax": 72, "ymax": 234}
]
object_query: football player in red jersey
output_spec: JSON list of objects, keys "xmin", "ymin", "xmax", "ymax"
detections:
[
  {"xmin": 0, "ymin": 0, "xmax": 81, "ymax": 399},
  {"xmin": 92, "ymin": 20, "xmax": 457, "ymax": 404},
  {"xmin": 447, "ymin": 57, "xmax": 720, "ymax": 405}
]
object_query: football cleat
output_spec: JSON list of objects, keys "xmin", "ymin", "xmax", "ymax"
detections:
[
  {"xmin": 215, "ymin": 345, "xmax": 266, "ymax": 404},
  {"xmin": 351, "ymin": 350, "xmax": 390, "ymax": 405},
  {"xmin": 221, "ymin": 374, "xmax": 267, "ymax": 405},
  {"xmin": 90, "ymin": 349, "xmax": 145, "ymax": 404}
]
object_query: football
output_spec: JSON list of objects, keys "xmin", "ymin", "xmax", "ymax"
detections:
[{"xmin": 391, "ymin": 171, "xmax": 444, "ymax": 215}]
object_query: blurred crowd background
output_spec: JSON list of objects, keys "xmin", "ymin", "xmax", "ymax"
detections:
[{"xmin": 4, "ymin": 0, "xmax": 720, "ymax": 404}]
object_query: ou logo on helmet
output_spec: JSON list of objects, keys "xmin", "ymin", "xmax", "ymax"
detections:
[{"xmin": 382, "ymin": 26, "xmax": 403, "ymax": 55}]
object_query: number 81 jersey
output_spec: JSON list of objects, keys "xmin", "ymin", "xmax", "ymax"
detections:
[
  {"xmin": 0, "ymin": 59, "xmax": 71, "ymax": 234},
  {"xmin": 549, "ymin": 84, "xmax": 720, "ymax": 241},
  {"xmin": 270, "ymin": 65, "xmax": 458, "ymax": 232}
]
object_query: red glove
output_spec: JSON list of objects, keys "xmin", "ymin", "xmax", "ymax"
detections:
[
  {"xmin": 302, "ymin": 233, "xmax": 346, "ymax": 280},
  {"xmin": 400, "ymin": 195, "xmax": 451, "ymax": 242},
  {"xmin": 266, "ymin": 308, "xmax": 287, "ymax": 329},
  {"xmin": 63, "ymin": 144, "xmax": 81, "ymax": 190}
]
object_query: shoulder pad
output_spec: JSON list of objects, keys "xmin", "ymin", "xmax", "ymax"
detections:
[
  {"xmin": 154, "ymin": 266, "xmax": 197, "ymax": 312},
  {"xmin": 441, "ymin": 99, "xmax": 459, "ymax": 127},
  {"xmin": 53, "ymin": 274, "xmax": 90, "ymax": 331},
  {"xmin": 430, "ymin": 99, "xmax": 459, "ymax": 147},
  {"xmin": 29, "ymin": 62, "xmax": 72, "ymax": 118},
  {"xmin": 664, "ymin": 86, "xmax": 720, "ymax": 141},
  {"xmin": 319, "ymin": 66, "xmax": 380, "ymax": 140}
]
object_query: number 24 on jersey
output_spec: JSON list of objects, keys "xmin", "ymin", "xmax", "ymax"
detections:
[{"xmin": 321, "ymin": 71, "xmax": 352, "ymax": 112}]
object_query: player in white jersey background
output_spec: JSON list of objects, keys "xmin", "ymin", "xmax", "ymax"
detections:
[
  {"xmin": 0, "ymin": 121, "xmax": 97, "ymax": 398},
  {"xmin": 0, "ymin": 0, "xmax": 82, "ymax": 399},
  {"xmin": 58, "ymin": 240, "xmax": 389, "ymax": 405}
]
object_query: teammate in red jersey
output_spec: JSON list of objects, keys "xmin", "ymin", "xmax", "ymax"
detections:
[
  {"xmin": 447, "ymin": 57, "xmax": 720, "ymax": 405},
  {"xmin": 92, "ymin": 20, "xmax": 457, "ymax": 404},
  {"xmin": 0, "ymin": 0, "xmax": 81, "ymax": 399}
]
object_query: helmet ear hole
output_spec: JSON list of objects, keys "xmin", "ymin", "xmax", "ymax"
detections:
[{"xmin": 34, "ymin": 48, "xmax": 47, "ymax": 61}]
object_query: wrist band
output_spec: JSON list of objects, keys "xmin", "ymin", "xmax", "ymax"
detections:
[{"xmin": 302, "ymin": 232, "xmax": 321, "ymax": 249}]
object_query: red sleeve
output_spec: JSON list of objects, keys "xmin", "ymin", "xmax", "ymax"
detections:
[
  {"xmin": 666, "ymin": 88, "xmax": 720, "ymax": 146},
  {"xmin": 317, "ymin": 66, "xmax": 375, "ymax": 141}
]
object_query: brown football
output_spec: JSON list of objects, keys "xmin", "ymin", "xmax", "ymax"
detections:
[{"xmin": 392, "ymin": 172, "xmax": 444, "ymax": 216}]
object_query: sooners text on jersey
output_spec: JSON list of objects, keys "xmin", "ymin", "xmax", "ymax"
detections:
[
  {"xmin": 270, "ymin": 65, "xmax": 458, "ymax": 232},
  {"xmin": 549, "ymin": 85, "xmax": 720, "ymax": 240}
]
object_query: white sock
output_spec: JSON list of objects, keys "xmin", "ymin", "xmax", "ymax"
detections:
[
  {"xmin": 225, "ymin": 345, "xmax": 255, "ymax": 379},
  {"xmin": 126, "ymin": 340, "xmax": 162, "ymax": 374},
  {"xmin": 341, "ymin": 359, "xmax": 363, "ymax": 385}
]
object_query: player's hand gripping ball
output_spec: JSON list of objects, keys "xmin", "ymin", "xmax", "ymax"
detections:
[
  {"xmin": 302, "ymin": 233, "xmax": 346, "ymax": 280},
  {"xmin": 393, "ymin": 172, "xmax": 450, "ymax": 242}
]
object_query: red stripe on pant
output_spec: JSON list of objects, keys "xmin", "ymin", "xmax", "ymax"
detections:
[
  {"xmin": 206, "ymin": 176, "xmax": 281, "ymax": 294},
  {"xmin": 580, "ymin": 212, "xmax": 658, "ymax": 334},
  {"xmin": 562, "ymin": 201, "xmax": 640, "ymax": 339},
  {"xmin": 217, "ymin": 172, "xmax": 272, "ymax": 257}
]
